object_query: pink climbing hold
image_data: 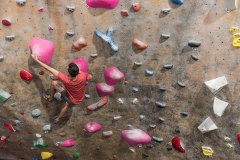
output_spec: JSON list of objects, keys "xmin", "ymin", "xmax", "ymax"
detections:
[
  {"xmin": 29, "ymin": 38, "xmax": 55, "ymax": 65},
  {"xmin": 20, "ymin": 70, "xmax": 33, "ymax": 81},
  {"xmin": 38, "ymin": 7, "xmax": 44, "ymax": 12},
  {"xmin": 83, "ymin": 122, "xmax": 102, "ymax": 133},
  {"xmin": 96, "ymin": 83, "xmax": 114, "ymax": 97},
  {"xmin": 59, "ymin": 139, "xmax": 77, "ymax": 147},
  {"xmin": 104, "ymin": 66, "xmax": 124, "ymax": 85},
  {"xmin": 86, "ymin": 0, "xmax": 120, "ymax": 9},
  {"xmin": 72, "ymin": 37, "xmax": 87, "ymax": 51},
  {"xmin": 2, "ymin": 18, "xmax": 11, "ymax": 26},
  {"xmin": 72, "ymin": 58, "xmax": 89, "ymax": 73},
  {"xmin": 121, "ymin": 129, "xmax": 152, "ymax": 145}
]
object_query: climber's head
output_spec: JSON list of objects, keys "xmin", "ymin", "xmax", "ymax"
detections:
[{"xmin": 68, "ymin": 63, "xmax": 79, "ymax": 77}]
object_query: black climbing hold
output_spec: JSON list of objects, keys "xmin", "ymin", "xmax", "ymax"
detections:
[
  {"xmin": 161, "ymin": 8, "xmax": 171, "ymax": 14},
  {"xmin": 66, "ymin": 31, "xmax": 75, "ymax": 36},
  {"xmin": 155, "ymin": 101, "xmax": 167, "ymax": 108},
  {"xmin": 177, "ymin": 81, "xmax": 185, "ymax": 87},
  {"xmin": 5, "ymin": 35, "xmax": 15, "ymax": 41},
  {"xmin": 175, "ymin": 128, "xmax": 181, "ymax": 134},
  {"xmin": 180, "ymin": 112, "xmax": 188, "ymax": 117},
  {"xmin": 161, "ymin": 34, "xmax": 171, "ymax": 39},
  {"xmin": 132, "ymin": 87, "xmax": 140, "ymax": 93},
  {"xmin": 191, "ymin": 54, "xmax": 199, "ymax": 61},
  {"xmin": 67, "ymin": 5, "xmax": 75, "ymax": 12},
  {"xmin": 142, "ymin": 153, "xmax": 149, "ymax": 158},
  {"xmin": 145, "ymin": 69, "xmax": 154, "ymax": 76},
  {"xmin": 163, "ymin": 64, "xmax": 173, "ymax": 69},
  {"xmin": 188, "ymin": 40, "xmax": 201, "ymax": 47},
  {"xmin": 159, "ymin": 86, "xmax": 166, "ymax": 91},
  {"xmin": 158, "ymin": 117, "xmax": 165, "ymax": 123},
  {"xmin": 152, "ymin": 136, "xmax": 163, "ymax": 143},
  {"xmin": 16, "ymin": 0, "xmax": 26, "ymax": 6}
]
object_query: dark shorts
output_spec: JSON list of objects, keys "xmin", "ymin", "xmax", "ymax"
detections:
[{"xmin": 61, "ymin": 90, "xmax": 74, "ymax": 106}]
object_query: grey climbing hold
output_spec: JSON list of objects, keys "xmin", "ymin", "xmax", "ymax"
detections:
[
  {"xmin": 146, "ymin": 144, "xmax": 154, "ymax": 148},
  {"xmin": 180, "ymin": 112, "xmax": 188, "ymax": 117},
  {"xmin": 85, "ymin": 94, "xmax": 91, "ymax": 99},
  {"xmin": 149, "ymin": 124, "xmax": 156, "ymax": 128},
  {"xmin": 66, "ymin": 31, "xmax": 75, "ymax": 36},
  {"xmin": 16, "ymin": 0, "xmax": 26, "ymax": 6},
  {"xmin": 5, "ymin": 35, "xmax": 15, "ymax": 41},
  {"xmin": 152, "ymin": 136, "xmax": 164, "ymax": 143},
  {"xmin": 134, "ymin": 61, "xmax": 142, "ymax": 66},
  {"xmin": 155, "ymin": 101, "xmax": 167, "ymax": 108},
  {"xmin": 166, "ymin": 143, "xmax": 172, "ymax": 151},
  {"xmin": 161, "ymin": 34, "xmax": 171, "ymax": 39},
  {"xmin": 0, "ymin": 56, "xmax": 4, "ymax": 62},
  {"xmin": 139, "ymin": 115, "xmax": 145, "ymax": 120},
  {"xmin": 188, "ymin": 40, "xmax": 201, "ymax": 47},
  {"xmin": 32, "ymin": 109, "xmax": 41, "ymax": 118},
  {"xmin": 11, "ymin": 102, "xmax": 17, "ymax": 107},
  {"xmin": 132, "ymin": 87, "xmax": 140, "ymax": 93},
  {"xmin": 191, "ymin": 54, "xmax": 199, "ymax": 61},
  {"xmin": 159, "ymin": 86, "xmax": 166, "ymax": 91},
  {"xmin": 158, "ymin": 117, "xmax": 165, "ymax": 123},
  {"xmin": 90, "ymin": 53, "xmax": 98, "ymax": 58},
  {"xmin": 145, "ymin": 69, "xmax": 154, "ymax": 76},
  {"xmin": 163, "ymin": 64, "xmax": 173, "ymax": 69},
  {"xmin": 177, "ymin": 81, "xmax": 185, "ymax": 87},
  {"xmin": 42, "ymin": 124, "xmax": 51, "ymax": 133},
  {"xmin": 95, "ymin": 27, "xmax": 119, "ymax": 52},
  {"xmin": 161, "ymin": 8, "xmax": 171, "ymax": 14},
  {"xmin": 54, "ymin": 92, "xmax": 62, "ymax": 101},
  {"xmin": 67, "ymin": 5, "xmax": 75, "ymax": 12}
]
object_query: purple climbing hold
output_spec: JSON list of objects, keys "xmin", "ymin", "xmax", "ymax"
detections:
[
  {"xmin": 96, "ymin": 83, "xmax": 114, "ymax": 97},
  {"xmin": 104, "ymin": 66, "xmax": 124, "ymax": 85}
]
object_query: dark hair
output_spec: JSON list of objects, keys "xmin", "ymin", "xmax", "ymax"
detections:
[{"xmin": 68, "ymin": 63, "xmax": 79, "ymax": 77}]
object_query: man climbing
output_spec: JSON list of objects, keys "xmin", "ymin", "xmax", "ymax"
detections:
[{"xmin": 31, "ymin": 53, "xmax": 92, "ymax": 123}]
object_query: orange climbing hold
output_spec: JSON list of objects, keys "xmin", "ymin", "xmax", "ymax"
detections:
[
  {"xmin": 132, "ymin": 3, "xmax": 141, "ymax": 12},
  {"xmin": 132, "ymin": 38, "xmax": 148, "ymax": 50}
]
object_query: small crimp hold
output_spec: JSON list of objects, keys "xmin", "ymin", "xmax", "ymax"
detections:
[
  {"xmin": 188, "ymin": 40, "xmax": 201, "ymax": 47},
  {"xmin": 5, "ymin": 35, "xmax": 15, "ymax": 41},
  {"xmin": 66, "ymin": 31, "xmax": 75, "ymax": 36},
  {"xmin": 67, "ymin": 5, "xmax": 75, "ymax": 12},
  {"xmin": 163, "ymin": 64, "xmax": 173, "ymax": 69},
  {"xmin": 177, "ymin": 81, "xmax": 185, "ymax": 87},
  {"xmin": 16, "ymin": 0, "xmax": 26, "ymax": 6},
  {"xmin": 191, "ymin": 54, "xmax": 199, "ymax": 61},
  {"xmin": 145, "ymin": 69, "xmax": 154, "ymax": 76},
  {"xmin": 155, "ymin": 101, "xmax": 167, "ymax": 108},
  {"xmin": 161, "ymin": 8, "xmax": 171, "ymax": 14},
  {"xmin": 152, "ymin": 136, "xmax": 164, "ymax": 143},
  {"xmin": 161, "ymin": 33, "xmax": 171, "ymax": 39}
]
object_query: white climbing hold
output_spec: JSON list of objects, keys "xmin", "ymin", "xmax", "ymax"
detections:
[
  {"xmin": 132, "ymin": 98, "xmax": 138, "ymax": 104},
  {"xmin": 0, "ymin": 55, "xmax": 4, "ymax": 62},
  {"xmin": 113, "ymin": 116, "xmax": 122, "ymax": 121},
  {"xmin": 213, "ymin": 97, "xmax": 229, "ymax": 117},
  {"xmin": 5, "ymin": 35, "xmax": 15, "ymax": 41},
  {"xmin": 161, "ymin": 8, "xmax": 171, "ymax": 14},
  {"xmin": 67, "ymin": 5, "xmax": 75, "ymax": 12},
  {"xmin": 43, "ymin": 124, "xmax": 51, "ymax": 133},
  {"xmin": 66, "ymin": 31, "xmax": 75, "ymax": 36},
  {"xmin": 198, "ymin": 117, "xmax": 218, "ymax": 133},
  {"xmin": 204, "ymin": 76, "xmax": 228, "ymax": 94},
  {"xmin": 117, "ymin": 98, "xmax": 124, "ymax": 104}
]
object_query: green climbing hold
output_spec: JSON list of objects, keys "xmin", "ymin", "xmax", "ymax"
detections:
[
  {"xmin": 72, "ymin": 152, "xmax": 80, "ymax": 159},
  {"xmin": 0, "ymin": 89, "xmax": 11, "ymax": 103},
  {"xmin": 33, "ymin": 138, "xmax": 48, "ymax": 147}
]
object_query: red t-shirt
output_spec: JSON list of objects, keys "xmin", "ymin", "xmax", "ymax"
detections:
[{"xmin": 57, "ymin": 72, "xmax": 91, "ymax": 105}]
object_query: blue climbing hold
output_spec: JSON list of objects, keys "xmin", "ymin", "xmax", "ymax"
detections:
[{"xmin": 171, "ymin": 0, "xmax": 184, "ymax": 5}]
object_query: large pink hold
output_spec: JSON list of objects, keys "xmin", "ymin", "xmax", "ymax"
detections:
[
  {"xmin": 121, "ymin": 129, "xmax": 152, "ymax": 145},
  {"xmin": 83, "ymin": 122, "xmax": 102, "ymax": 133},
  {"xmin": 60, "ymin": 139, "xmax": 77, "ymax": 147},
  {"xmin": 72, "ymin": 58, "xmax": 89, "ymax": 73},
  {"xmin": 29, "ymin": 38, "xmax": 55, "ymax": 65},
  {"xmin": 86, "ymin": 0, "xmax": 120, "ymax": 9},
  {"xmin": 104, "ymin": 66, "xmax": 124, "ymax": 85},
  {"xmin": 96, "ymin": 83, "xmax": 114, "ymax": 97}
]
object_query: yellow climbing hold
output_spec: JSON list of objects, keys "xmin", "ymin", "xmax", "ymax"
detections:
[
  {"xmin": 41, "ymin": 152, "xmax": 53, "ymax": 159},
  {"xmin": 230, "ymin": 27, "xmax": 238, "ymax": 34},
  {"xmin": 202, "ymin": 146, "xmax": 214, "ymax": 157},
  {"xmin": 233, "ymin": 33, "xmax": 240, "ymax": 47}
]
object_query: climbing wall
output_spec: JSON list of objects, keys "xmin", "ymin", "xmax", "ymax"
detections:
[{"xmin": 1, "ymin": 0, "xmax": 240, "ymax": 159}]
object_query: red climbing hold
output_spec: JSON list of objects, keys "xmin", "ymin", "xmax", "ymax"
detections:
[
  {"xmin": 20, "ymin": 70, "xmax": 33, "ymax": 81},
  {"xmin": 2, "ymin": 18, "xmax": 11, "ymax": 26},
  {"xmin": 39, "ymin": 70, "xmax": 44, "ymax": 75},
  {"xmin": 72, "ymin": 37, "xmax": 88, "ymax": 51},
  {"xmin": 38, "ymin": 7, "xmax": 44, "ymax": 12},
  {"xmin": 0, "ymin": 136, "xmax": 7, "ymax": 144},
  {"xmin": 171, "ymin": 136, "xmax": 185, "ymax": 153},
  {"xmin": 4, "ymin": 122, "xmax": 16, "ymax": 132},
  {"xmin": 237, "ymin": 133, "xmax": 240, "ymax": 143}
]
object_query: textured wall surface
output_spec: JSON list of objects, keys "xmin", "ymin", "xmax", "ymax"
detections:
[{"xmin": 1, "ymin": 0, "xmax": 240, "ymax": 159}]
